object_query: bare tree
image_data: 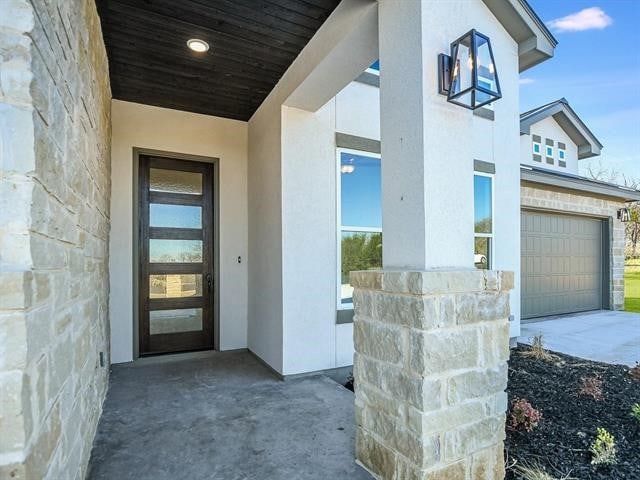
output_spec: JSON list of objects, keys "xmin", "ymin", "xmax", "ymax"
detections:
[{"xmin": 585, "ymin": 159, "xmax": 620, "ymax": 184}]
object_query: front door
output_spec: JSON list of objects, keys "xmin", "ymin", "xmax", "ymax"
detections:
[{"xmin": 138, "ymin": 154, "xmax": 215, "ymax": 355}]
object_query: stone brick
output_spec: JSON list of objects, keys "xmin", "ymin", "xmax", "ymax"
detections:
[
  {"xmin": 361, "ymin": 408, "xmax": 440, "ymax": 467},
  {"xmin": 446, "ymin": 364, "xmax": 508, "ymax": 405},
  {"xmin": 0, "ymin": 312, "xmax": 27, "ymax": 370},
  {"xmin": 455, "ymin": 292, "xmax": 509, "ymax": 325},
  {"xmin": 442, "ymin": 416, "xmax": 504, "ymax": 462},
  {"xmin": 410, "ymin": 328, "xmax": 478, "ymax": 374},
  {"xmin": 0, "ymin": 371, "xmax": 28, "ymax": 452},
  {"xmin": 24, "ymin": 402, "xmax": 61, "ymax": 480},
  {"xmin": 470, "ymin": 444, "xmax": 505, "ymax": 480},
  {"xmin": 372, "ymin": 292, "xmax": 441, "ymax": 329},
  {"xmin": 354, "ymin": 319, "xmax": 405, "ymax": 364},
  {"xmin": 350, "ymin": 270, "xmax": 382, "ymax": 290},
  {"xmin": 425, "ymin": 461, "xmax": 466, "ymax": 480},
  {"xmin": 355, "ymin": 354, "xmax": 442, "ymax": 411},
  {"xmin": 0, "ymin": 271, "xmax": 33, "ymax": 310},
  {"xmin": 408, "ymin": 401, "xmax": 484, "ymax": 436},
  {"xmin": 478, "ymin": 321, "xmax": 510, "ymax": 367},
  {"xmin": 356, "ymin": 428, "xmax": 396, "ymax": 480},
  {"xmin": 357, "ymin": 381, "xmax": 406, "ymax": 419}
]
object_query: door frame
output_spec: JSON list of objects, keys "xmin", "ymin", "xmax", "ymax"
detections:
[
  {"xmin": 132, "ymin": 148, "xmax": 220, "ymax": 359},
  {"xmin": 520, "ymin": 207, "xmax": 612, "ymax": 321}
]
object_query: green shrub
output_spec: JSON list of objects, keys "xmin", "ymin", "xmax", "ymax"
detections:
[
  {"xmin": 590, "ymin": 427, "xmax": 617, "ymax": 466},
  {"xmin": 631, "ymin": 403, "xmax": 640, "ymax": 422}
]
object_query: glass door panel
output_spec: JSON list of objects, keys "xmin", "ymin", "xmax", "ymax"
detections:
[
  {"xmin": 149, "ymin": 204, "xmax": 202, "ymax": 228},
  {"xmin": 149, "ymin": 168, "xmax": 202, "ymax": 194},
  {"xmin": 150, "ymin": 308, "xmax": 203, "ymax": 335}
]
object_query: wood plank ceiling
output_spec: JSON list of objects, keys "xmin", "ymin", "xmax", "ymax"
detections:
[{"xmin": 95, "ymin": 0, "xmax": 342, "ymax": 121}]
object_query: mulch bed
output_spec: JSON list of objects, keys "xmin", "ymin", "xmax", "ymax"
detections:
[{"xmin": 506, "ymin": 345, "xmax": 640, "ymax": 479}]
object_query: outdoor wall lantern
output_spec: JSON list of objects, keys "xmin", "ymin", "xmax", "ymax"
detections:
[
  {"xmin": 438, "ymin": 29, "xmax": 502, "ymax": 110},
  {"xmin": 618, "ymin": 207, "xmax": 631, "ymax": 222}
]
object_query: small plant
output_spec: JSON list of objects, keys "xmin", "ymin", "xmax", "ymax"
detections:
[
  {"xmin": 511, "ymin": 460, "xmax": 574, "ymax": 480},
  {"xmin": 509, "ymin": 397, "xmax": 542, "ymax": 432},
  {"xmin": 579, "ymin": 375, "xmax": 604, "ymax": 400},
  {"xmin": 521, "ymin": 335, "xmax": 555, "ymax": 362},
  {"xmin": 590, "ymin": 427, "xmax": 617, "ymax": 466},
  {"xmin": 631, "ymin": 403, "xmax": 640, "ymax": 422},
  {"xmin": 513, "ymin": 464, "xmax": 555, "ymax": 480},
  {"xmin": 630, "ymin": 363, "xmax": 640, "ymax": 381}
]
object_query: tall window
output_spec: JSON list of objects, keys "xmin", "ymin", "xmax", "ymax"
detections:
[
  {"xmin": 338, "ymin": 149, "xmax": 382, "ymax": 307},
  {"xmin": 474, "ymin": 173, "xmax": 493, "ymax": 269}
]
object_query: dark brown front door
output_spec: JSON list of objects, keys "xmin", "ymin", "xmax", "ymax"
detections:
[{"xmin": 138, "ymin": 155, "xmax": 215, "ymax": 355}]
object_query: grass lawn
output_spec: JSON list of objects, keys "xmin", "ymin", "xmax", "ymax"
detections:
[{"xmin": 624, "ymin": 259, "xmax": 640, "ymax": 312}]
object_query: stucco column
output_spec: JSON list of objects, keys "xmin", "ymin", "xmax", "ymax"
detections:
[
  {"xmin": 353, "ymin": 1, "xmax": 512, "ymax": 478},
  {"xmin": 378, "ymin": 0, "xmax": 475, "ymax": 270}
]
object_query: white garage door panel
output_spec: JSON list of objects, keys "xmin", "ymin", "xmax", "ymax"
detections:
[{"xmin": 521, "ymin": 211, "xmax": 603, "ymax": 319}]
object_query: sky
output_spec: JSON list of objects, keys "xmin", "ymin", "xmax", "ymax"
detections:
[{"xmin": 523, "ymin": 1, "xmax": 640, "ymax": 182}]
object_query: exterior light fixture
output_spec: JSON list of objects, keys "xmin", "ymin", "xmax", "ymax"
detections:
[
  {"xmin": 618, "ymin": 207, "xmax": 631, "ymax": 222},
  {"xmin": 438, "ymin": 29, "xmax": 501, "ymax": 110},
  {"xmin": 187, "ymin": 39, "xmax": 209, "ymax": 53}
]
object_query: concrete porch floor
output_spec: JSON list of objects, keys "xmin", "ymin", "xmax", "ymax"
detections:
[
  {"xmin": 520, "ymin": 310, "xmax": 640, "ymax": 366},
  {"xmin": 87, "ymin": 351, "xmax": 371, "ymax": 480}
]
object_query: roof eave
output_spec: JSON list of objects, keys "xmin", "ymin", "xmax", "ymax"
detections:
[
  {"xmin": 520, "ymin": 166, "xmax": 640, "ymax": 202},
  {"xmin": 482, "ymin": 0, "xmax": 557, "ymax": 73}
]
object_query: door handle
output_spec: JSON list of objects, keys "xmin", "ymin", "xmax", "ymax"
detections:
[{"xmin": 206, "ymin": 273, "xmax": 212, "ymax": 291}]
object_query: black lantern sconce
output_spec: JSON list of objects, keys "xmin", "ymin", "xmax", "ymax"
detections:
[
  {"xmin": 438, "ymin": 29, "xmax": 502, "ymax": 110},
  {"xmin": 618, "ymin": 208, "xmax": 631, "ymax": 222}
]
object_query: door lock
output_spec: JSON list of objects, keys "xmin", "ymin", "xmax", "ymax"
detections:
[{"xmin": 206, "ymin": 273, "xmax": 212, "ymax": 291}]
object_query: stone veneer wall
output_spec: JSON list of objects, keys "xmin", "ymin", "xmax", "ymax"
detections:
[
  {"xmin": 521, "ymin": 183, "xmax": 626, "ymax": 310},
  {"xmin": 352, "ymin": 269, "xmax": 513, "ymax": 479},
  {"xmin": 0, "ymin": 0, "xmax": 111, "ymax": 478}
]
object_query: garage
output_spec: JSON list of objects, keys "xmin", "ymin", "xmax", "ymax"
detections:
[{"xmin": 521, "ymin": 210, "xmax": 606, "ymax": 319}]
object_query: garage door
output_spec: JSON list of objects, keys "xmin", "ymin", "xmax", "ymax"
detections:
[{"xmin": 521, "ymin": 211, "xmax": 604, "ymax": 319}]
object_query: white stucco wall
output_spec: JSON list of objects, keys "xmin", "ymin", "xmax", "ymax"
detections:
[
  {"xmin": 335, "ymin": 81, "xmax": 380, "ymax": 139},
  {"xmin": 281, "ymin": 104, "xmax": 337, "ymax": 374},
  {"xmin": 247, "ymin": 0, "xmax": 378, "ymax": 376},
  {"xmin": 247, "ymin": 95, "xmax": 284, "ymax": 373},
  {"xmin": 520, "ymin": 116, "xmax": 579, "ymax": 174},
  {"xmin": 109, "ymin": 100, "xmax": 248, "ymax": 363}
]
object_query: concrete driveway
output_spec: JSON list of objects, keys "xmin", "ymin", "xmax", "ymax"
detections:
[{"xmin": 519, "ymin": 310, "xmax": 640, "ymax": 367}]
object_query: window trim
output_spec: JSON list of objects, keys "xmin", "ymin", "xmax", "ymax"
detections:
[
  {"xmin": 336, "ymin": 147, "xmax": 382, "ymax": 310},
  {"xmin": 558, "ymin": 148, "xmax": 566, "ymax": 160},
  {"xmin": 546, "ymin": 145, "xmax": 554, "ymax": 157},
  {"xmin": 532, "ymin": 141, "xmax": 541, "ymax": 154},
  {"xmin": 473, "ymin": 171, "xmax": 495, "ymax": 270}
]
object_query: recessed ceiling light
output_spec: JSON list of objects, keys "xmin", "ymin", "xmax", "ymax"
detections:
[{"xmin": 187, "ymin": 39, "xmax": 209, "ymax": 53}]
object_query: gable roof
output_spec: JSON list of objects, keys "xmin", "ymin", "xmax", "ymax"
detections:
[
  {"xmin": 520, "ymin": 98, "xmax": 603, "ymax": 159},
  {"xmin": 482, "ymin": 0, "xmax": 557, "ymax": 71}
]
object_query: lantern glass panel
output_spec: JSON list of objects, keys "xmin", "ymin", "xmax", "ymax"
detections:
[{"xmin": 449, "ymin": 33, "xmax": 472, "ymax": 99}]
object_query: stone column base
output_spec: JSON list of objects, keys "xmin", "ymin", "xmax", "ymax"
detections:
[{"xmin": 351, "ymin": 269, "xmax": 513, "ymax": 480}]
